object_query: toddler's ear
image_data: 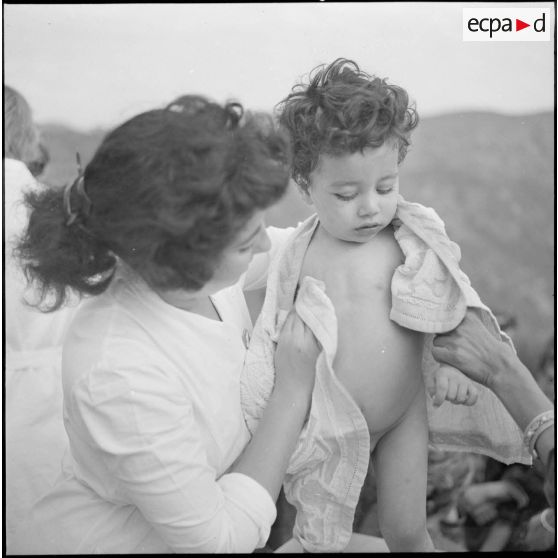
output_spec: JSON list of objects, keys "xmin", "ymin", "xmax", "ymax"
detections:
[{"xmin": 296, "ymin": 182, "xmax": 314, "ymax": 206}]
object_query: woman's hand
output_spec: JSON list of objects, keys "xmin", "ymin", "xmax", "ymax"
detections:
[
  {"xmin": 274, "ymin": 309, "xmax": 320, "ymax": 397},
  {"xmin": 232, "ymin": 310, "xmax": 320, "ymax": 501},
  {"xmin": 432, "ymin": 308, "xmax": 514, "ymax": 390}
]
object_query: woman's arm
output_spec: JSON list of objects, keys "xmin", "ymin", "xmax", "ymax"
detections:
[
  {"xmin": 432, "ymin": 308, "xmax": 554, "ymax": 467},
  {"xmin": 232, "ymin": 309, "xmax": 319, "ymax": 501},
  {"xmin": 71, "ymin": 367, "xmax": 275, "ymax": 553},
  {"xmin": 242, "ymin": 226, "xmax": 295, "ymax": 291},
  {"xmin": 70, "ymin": 312, "xmax": 318, "ymax": 554}
]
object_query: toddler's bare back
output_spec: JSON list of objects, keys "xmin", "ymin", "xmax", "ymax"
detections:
[{"xmin": 300, "ymin": 225, "xmax": 425, "ymax": 435}]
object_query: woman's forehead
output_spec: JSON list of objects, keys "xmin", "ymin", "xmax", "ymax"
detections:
[{"xmin": 233, "ymin": 211, "xmax": 265, "ymax": 245}]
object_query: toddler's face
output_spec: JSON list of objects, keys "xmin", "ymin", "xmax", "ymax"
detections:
[{"xmin": 305, "ymin": 143, "xmax": 399, "ymax": 243}]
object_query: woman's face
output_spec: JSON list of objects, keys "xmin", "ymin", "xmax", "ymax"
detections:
[
  {"xmin": 202, "ymin": 210, "xmax": 271, "ymax": 293},
  {"xmin": 153, "ymin": 211, "xmax": 271, "ymax": 310}
]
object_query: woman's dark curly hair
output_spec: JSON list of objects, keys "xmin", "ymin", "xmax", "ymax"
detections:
[
  {"xmin": 276, "ymin": 58, "xmax": 419, "ymax": 188},
  {"xmin": 17, "ymin": 95, "xmax": 291, "ymax": 311}
]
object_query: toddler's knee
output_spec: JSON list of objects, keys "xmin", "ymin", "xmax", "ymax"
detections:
[{"xmin": 379, "ymin": 517, "xmax": 431, "ymax": 552}]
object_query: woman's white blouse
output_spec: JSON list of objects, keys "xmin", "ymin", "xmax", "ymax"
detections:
[{"xmin": 11, "ymin": 226, "xmax": 293, "ymax": 555}]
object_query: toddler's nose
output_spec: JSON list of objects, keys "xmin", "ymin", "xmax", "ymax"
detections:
[{"xmin": 357, "ymin": 194, "xmax": 380, "ymax": 217}]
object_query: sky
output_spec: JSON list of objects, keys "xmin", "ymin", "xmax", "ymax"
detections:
[{"xmin": 4, "ymin": 2, "xmax": 555, "ymax": 131}]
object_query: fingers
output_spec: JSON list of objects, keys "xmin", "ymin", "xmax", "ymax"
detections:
[
  {"xmin": 432, "ymin": 366, "xmax": 479, "ymax": 407},
  {"xmin": 454, "ymin": 380, "xmax": 470, "ymax": 405},
  {"xmin": 445, "ymin": 373, "xmax": 458, "ymax": 403},
  {"xmin": 432, "ymin": 334, "xmax": 452, "ymax": 352},
  {"xmin": 432, "ymin": 370, "xmax": 448, "ymax": 407},
  {"xmin": 425, "ymin": 374, "xmax": 437, "ymax": 400},
  {"xmin": 445, "ymin": 383, "xmax": 477, "ymax": 406},
  {"xmin": 277, "ymin": 309, "xmax": 320, "ymax": 360},
  {"xmin": 465, "ymin": 384, "xmax": 479, "ymax": 406},
  {"xmin": 450, "ymin": 378, "xmax": 478, "ymax": 406},
  {"xmin": 281, "ymin": 310, "xmax": 310, "ymax": 347},
  {"xmin": 431, "ymin": 336, "xmax": 459, "ymax": 369},
  {"xmin": 274, "ymin": 309, "xmax": 320, "ymax": 396}
]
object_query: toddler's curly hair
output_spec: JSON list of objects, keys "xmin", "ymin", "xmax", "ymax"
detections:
[{"xmin": 276, "ymin": 58, "xmax": 419, "ymax": 188}]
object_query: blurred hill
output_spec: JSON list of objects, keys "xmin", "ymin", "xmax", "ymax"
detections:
[
  {"xmin": 37, "ymin": 111, "xmax": 554, "ymax": 370},
  {"xmin": 404, "ymin": 111, "xmax": 554, "ymax": 371},
  {"xmin": 38, "ymin": 124, "xmax": 106, "ymax": 187}
]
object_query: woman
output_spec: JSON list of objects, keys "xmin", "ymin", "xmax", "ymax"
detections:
[
  {"xmin": 10, "ymin": 95, "xmax": 319, "ymax": 554},
  {"xmin": 4, "ymin": 85, "xmax": 79, "ymax": 541},
  {"xmin": 433, "ymin": 309, "xmax": 555, "ymax": 551}
]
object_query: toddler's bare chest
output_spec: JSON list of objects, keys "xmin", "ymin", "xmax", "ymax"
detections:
[
  {"xmin": 300, "ymin": 228, "xmax": 402, "ymax": 309},
  {"xmin": 299, "ymin": 229, "xmax": 424, "ymax": 431}
]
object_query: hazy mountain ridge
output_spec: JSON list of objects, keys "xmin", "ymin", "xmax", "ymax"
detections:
[
  {"xmin": 38, "ymin": 125, "xmax": 106, "ymax": 187},
  {"xmin": 37, "ymin": 111, "xmax": 554, "ymax": 369},
  {"xmin": 398, "ymin": 111, "xmax": 554, "ymax": 368}
]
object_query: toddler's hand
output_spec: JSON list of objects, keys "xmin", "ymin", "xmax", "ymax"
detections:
[
  {"xmin": 428, "ymin": 364, "xmax": 479, "ymax": 407},
  {"xmin": 432, "ymin": 308, "xmax": 513, "ymax": 390}
]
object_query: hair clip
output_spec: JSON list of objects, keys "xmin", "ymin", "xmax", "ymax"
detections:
[
  {"xmin": 76, "ymin": 151, "xmax": 83, "ymax": 174},
  {"xmin": 63, "ymin": 152, "xmax": 91, "ymax": 227}
]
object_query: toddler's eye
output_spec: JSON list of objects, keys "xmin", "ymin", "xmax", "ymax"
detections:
[
  {"xmin": 238, "ymin": 244, "xmax": 253, "ymax": 253},
  {"xmin": 334, "ymin": 193, "xmax": 357, "ymax": 201},
  {"xmin": 377, "ymin": 186, "xmax": 394, "ymax": 195}
]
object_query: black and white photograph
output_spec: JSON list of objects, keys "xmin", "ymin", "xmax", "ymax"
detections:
[{"xmin": 4, "ymin": 2, "xmax": 555, "ymax": 554}]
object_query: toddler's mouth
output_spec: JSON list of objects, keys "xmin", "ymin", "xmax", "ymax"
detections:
[{"xmin": 355, "ymin": 223, "xmax": 379, "ymax": 231}]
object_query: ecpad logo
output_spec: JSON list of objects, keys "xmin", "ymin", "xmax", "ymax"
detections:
[
  {"xmin": 463, "ymin": 8, "xmax": 551, "ymax": 41},
  {"xmin": 468, "ymin": 14, "xmax": 545, "ymax": 37}
]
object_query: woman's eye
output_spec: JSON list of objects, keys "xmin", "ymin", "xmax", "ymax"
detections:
[
  {"xmin": 334, "ymin": 193, "xmax": 357, "ymax": 201},
  {"xmin": 239, "ymin": 245, "xmax": 252, "ymax": 253}
]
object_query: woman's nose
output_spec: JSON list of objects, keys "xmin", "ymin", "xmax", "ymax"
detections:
[{"xmin": 253, "ymin": 227, "xmax": 271, "ymax": 255}]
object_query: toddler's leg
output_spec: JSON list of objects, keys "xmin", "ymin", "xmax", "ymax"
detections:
[{"xmin": 372, "ymin": 387, "xmax": 435, "ymax": 552}]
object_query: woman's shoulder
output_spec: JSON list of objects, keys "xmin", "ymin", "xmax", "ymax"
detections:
[
  {"xmin": 63, "ymin": 325, "xmax": 189, "ymax": 414},
  {"xmin": 63, "ymin": 291, "xmax": 184, "ymax": 389}
]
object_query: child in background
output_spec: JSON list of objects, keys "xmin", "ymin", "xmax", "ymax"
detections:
[
  {"xmin": 4, "ymin": 85, "xmax": 79, "ymax": 540},
  {"xmin": 240, "ymin": 59, "xmax": 529, "ymax": 552}
]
